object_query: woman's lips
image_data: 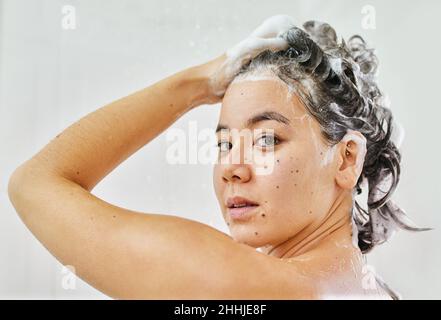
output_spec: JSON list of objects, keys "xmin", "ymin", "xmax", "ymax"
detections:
[
  {"xmin": 227, "ymin": 205, "xmax": 259, "ymax": 220},
  {"xmin": 225, "ymin": 196, "xmax": 260, "ymax": 221}
]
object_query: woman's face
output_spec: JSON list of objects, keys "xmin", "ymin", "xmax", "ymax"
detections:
[{"xmin": 213, "ymin": 75, "xmax": 341, "ymax": 248}]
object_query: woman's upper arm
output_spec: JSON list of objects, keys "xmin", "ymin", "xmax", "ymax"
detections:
[{"xmin": 8, "ymin": 165, "xmax": 315, "ymax": 299}]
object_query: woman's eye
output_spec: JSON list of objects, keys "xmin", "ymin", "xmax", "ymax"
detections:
[
  {"xmin": 216, "ymin": 135, "xmax": 280, "ymax": 152},
  {"xmin": 217, "ymin": 141, "xmax": 232, "ymax": 152},
  {"xmin": 256, "ymin": 134, "xmax": 280, "ymax": 148}
]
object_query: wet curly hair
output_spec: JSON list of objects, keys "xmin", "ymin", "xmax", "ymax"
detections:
[{"xmin": 235, "ymin": 21, "xmax": 431, "ymax": 254}]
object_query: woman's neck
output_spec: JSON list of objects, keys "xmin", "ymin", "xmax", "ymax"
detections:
[{"xmin": 259, "ymin": 191, "xmax": 358, "ymax": 259}]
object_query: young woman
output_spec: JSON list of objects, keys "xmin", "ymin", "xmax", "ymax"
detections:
[{"xmin": 8, "ymin": 15, "xmax": 427, "ymax": 299}]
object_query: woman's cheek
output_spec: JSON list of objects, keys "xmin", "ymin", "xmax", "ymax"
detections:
[
  {"xmin": 263, "ymin": 155, "xmax": 300, "ymax": 196},
  {"xmin": 266, "ymin": 148, "xmax": 314, "ymax": 205}
]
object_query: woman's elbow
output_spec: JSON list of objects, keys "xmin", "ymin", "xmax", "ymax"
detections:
[
  {"xmin": 8, "ymin": 165, "xmax": 28, "ymax": 207},
  {"xmin": 7, "ymin": 162, "xmax": 47, "ymax": 213}
]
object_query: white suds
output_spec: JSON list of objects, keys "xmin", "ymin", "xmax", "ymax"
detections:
[{"xmin": 390, "ymin": 118, "xmax": 405, "ymax": 150}]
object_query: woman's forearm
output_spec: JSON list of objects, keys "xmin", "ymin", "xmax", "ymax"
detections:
[{"xmin": 17, "ymin": 64, "xmax": 211, "ymax": 191}]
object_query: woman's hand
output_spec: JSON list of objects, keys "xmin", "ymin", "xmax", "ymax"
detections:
[{"xmin": 196, "ymin": 14, "xmax": 296, "ymax": 105}]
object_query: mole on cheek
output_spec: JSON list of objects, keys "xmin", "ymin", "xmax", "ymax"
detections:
[
  {"xmin": 261, "ymin": 213, "xmax": 266, "ymax": 217},
  {"xmin": 254, "ymin": 231, "xmax": 259, "ymax": 236},
  {"xmin": 276, "ymin": 185, "xmax": 279, "ymax": 189},
  {"xmin": 309, "ymin": 210, "xmax": 312, "ymax": 214}
]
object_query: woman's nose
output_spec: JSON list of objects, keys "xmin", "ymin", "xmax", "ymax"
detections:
[
  {"xmin": 221, "ymin": 136, "xmax": 252, "ymax": 183},
  {"xmin": 222, "ymin": 165, "xmax": 251, "ymax": 183}
]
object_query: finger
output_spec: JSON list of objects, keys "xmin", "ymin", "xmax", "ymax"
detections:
[{"xmin": 250, "ymin": 14, "xmax": 297, "ymax": 39}]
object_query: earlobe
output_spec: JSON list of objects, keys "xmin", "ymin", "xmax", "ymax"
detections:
[{"xmin": 335, "ymin": 130, "xmax": 367, "ymax": 190}]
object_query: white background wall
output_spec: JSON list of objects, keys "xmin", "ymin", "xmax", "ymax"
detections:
[{"xmin": 0, "ymin": 0, "xmax": 440, "ymax": 299}]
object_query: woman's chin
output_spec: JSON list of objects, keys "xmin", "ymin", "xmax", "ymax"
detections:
[{"xmin": 230, "ymin": 230, "xmax": 267, "ymax": 248}]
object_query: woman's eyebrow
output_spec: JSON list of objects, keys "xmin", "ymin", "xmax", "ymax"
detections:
[{"xmin": 215, "ymin": 111, "xmax": 290, "ymax": 133}]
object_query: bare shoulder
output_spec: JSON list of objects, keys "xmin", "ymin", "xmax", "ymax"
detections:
[
  {"xmin": 136, "ymin": 218, "xmax": 319, "ymax": 299},
  {"xmin": 283, "ymin": 244, "xmax": 395, "ymax": 299}
]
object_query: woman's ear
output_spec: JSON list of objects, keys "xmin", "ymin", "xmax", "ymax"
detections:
[{"xmin": 335, "ymin": 130, "xmax": 367, "ymax": 190}]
